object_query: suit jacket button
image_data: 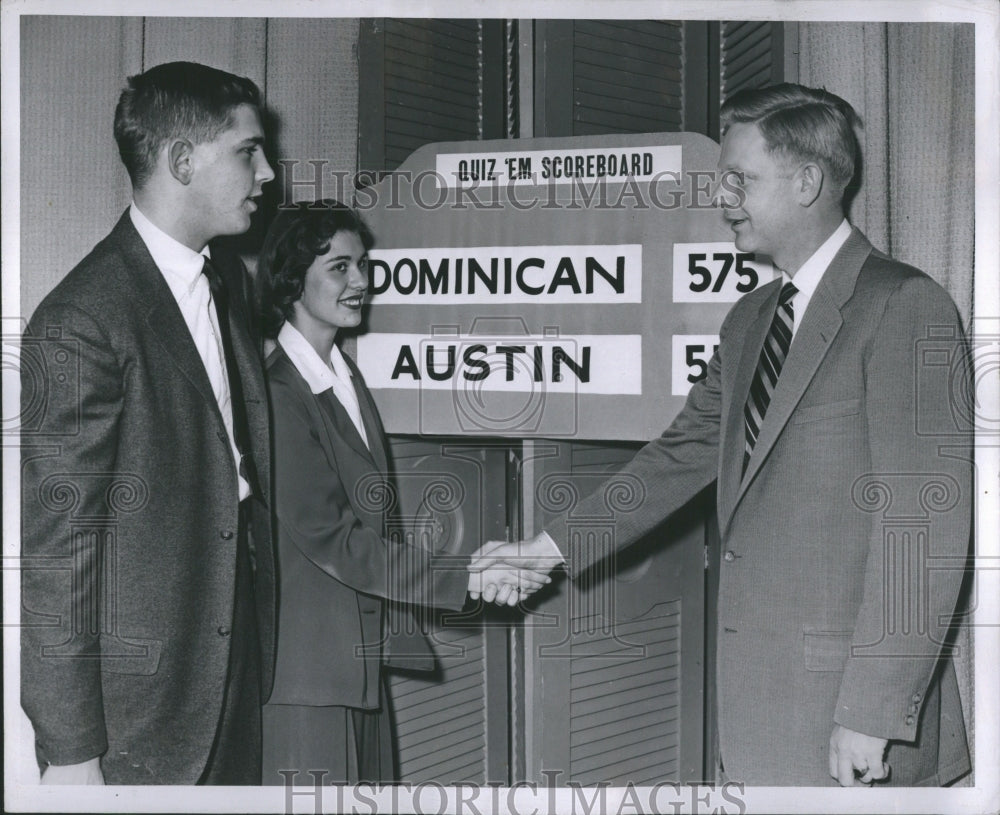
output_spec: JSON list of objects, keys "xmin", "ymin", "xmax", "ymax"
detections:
[
  {"xmin": 905, "ymin": 715, "xmax": 915, "ymax": 726},
  {"xmin": 724, "ymin": 550, "xmax": 736, "ymax": 562},
  {"xmin": 220, "ymin": 530, "xmax": 234, "ymax": 540},
  {"xmin": 217, "ymin": 626, "xmax": 231, "ymax": 637}
]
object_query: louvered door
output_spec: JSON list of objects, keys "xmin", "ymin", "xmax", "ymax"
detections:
[
  {"xmin": 359, "ymin": 19, "xmax": 510, "ymax": 172},
  {"xmin": 572, "ymin": 20, "xmax": 684, "ymax": 135},
  {"xmin": 382, "ymin": 19, "xmax": 482, "ymax": 169},
  {"xmin": 384, "ymin": 439, "xmax": 511, "ymax": 784},
  {"xmin": 521, "ymin": 441, "xmax": 708, "ymax": 784},
  {"xmin": 721, "ymin": 21, "xmax": 787, "ymax": 100},
  {"xmin": 533, "ymin": 20, "xmax": 685, "ymax": 137}
]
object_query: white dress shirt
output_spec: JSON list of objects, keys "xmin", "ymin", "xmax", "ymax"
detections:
[
  {"xmin": 782, "ymin": 218, "xmax": 852, "ymax": 340},
  {"xmin": 277, "ymin": 321, "xmax": 370, "ymax": 450},
  {"xmin": 129, "ymin": 204, "xmax": 250, "ymax": 501}
]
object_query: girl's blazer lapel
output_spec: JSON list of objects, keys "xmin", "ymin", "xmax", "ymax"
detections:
[
  {"xmin": 308, "ymin": 351, "xmax": 389, "ymax": 478},
  {"xmin": 342, "ymin": 353, "xmax": 389, "ymax": 476},
  {"xmin": 313, "ymin": 388, "xmax": 380, "ymax": 473}
]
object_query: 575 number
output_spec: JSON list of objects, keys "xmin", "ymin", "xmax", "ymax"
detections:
[{"xmin": 688, "ymin": 252, "xmax": 758, "ymax": 293}]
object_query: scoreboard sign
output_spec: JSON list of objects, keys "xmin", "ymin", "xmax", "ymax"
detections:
[{"xmin": 355, "ymin": 132, "xmax": 774, "ymax": 441}]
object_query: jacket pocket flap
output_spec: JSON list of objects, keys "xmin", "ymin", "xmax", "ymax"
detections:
[
  {"xmin": 803, "ymin": 629, "xmax": 853, "ymax": 672},
  {"xmin": 99, "ymin": 635, "xmax": 163, "ymax": 676},
  {"xmin": 793, "ymin": 398, "xmax": 861, "ymax": 425}
]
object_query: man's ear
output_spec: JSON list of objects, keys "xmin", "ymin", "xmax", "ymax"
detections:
[
  {"xmin": 797, "ymin": 162, "xmax": 824, "ymax": 207},
  {"xmin": 167, "ymin": 139, "xmax": 195, "ymax": 185}
]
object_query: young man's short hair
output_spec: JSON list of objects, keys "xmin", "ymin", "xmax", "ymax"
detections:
[
  {"xmin": 114, "ymin": 61, "xmax": 262, "ymax": 188},
  {"xmin": 720, "ymin": 83, "xmax": 863, "ymax": 189}
]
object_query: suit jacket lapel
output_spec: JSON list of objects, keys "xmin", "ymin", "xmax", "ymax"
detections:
[
  {"xmin": 723, "ymin": 228, "xmax": 873, "ymax": 529},
  {"xmin": 737, "ymin": 287, "xmax": 843, "ymax": 491},
  {"xmin": 118, "ymin": 213, "xmax": 271, "ymax": 500},
  {"xmin": 717, "ymin": 280, "xmax": 781, "ymax": 523},
  {"xmin": 115, "ymin": 212, "xmax": 220, "ymax": 411}
]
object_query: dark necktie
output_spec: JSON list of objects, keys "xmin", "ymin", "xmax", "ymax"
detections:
[
  {"xmin": 201, "ymin": 257, "xmax": 258, "ymax": 497},
  {"xmin": 743, "ymin": 281, "xmax": 797, "ymax": 477}
]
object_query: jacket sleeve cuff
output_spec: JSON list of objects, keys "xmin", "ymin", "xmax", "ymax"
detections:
[
  {"xmin": 833, "ymin": 682, "xmax": 928, "ymax": 743},
  {"xmin": 36, "ymin": 730, "xmax": 108, "ymax": 768}
]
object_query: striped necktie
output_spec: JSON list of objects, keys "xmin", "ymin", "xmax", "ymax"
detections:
[{"xmin": 743, "ymin": 281, "xmax": 797, "ymax": 477}]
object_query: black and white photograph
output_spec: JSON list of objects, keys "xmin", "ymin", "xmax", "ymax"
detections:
[{"xmin": 2, "ymin": 1, "xmax": 998, "ymax": 813}]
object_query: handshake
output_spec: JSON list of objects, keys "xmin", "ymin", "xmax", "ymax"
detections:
[{"xmin": 465, "ymin": 533, "xmax": 565, "ymax": 606}]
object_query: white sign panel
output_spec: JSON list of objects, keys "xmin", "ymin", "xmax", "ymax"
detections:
[
  {"xmin": 368, "ymin": 245, "xmax": 643, "ymax": 305},
  {"xmin": 672, "ymin": 242, "xmax": 775, "ymax": 303},
  {"xmin": 435, "ymin": 145, "xmax": 683, "ymax": 187},
  {"xmin": 358, "ymin": 332, "xmax": 643, "ymax": 395}
]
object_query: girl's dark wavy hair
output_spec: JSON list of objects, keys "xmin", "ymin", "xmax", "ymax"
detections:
[{"xmin": 257, "ymin": 199, "xmax": 375, "ymax": 339}]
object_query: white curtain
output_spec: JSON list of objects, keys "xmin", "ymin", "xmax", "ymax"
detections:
[
  {"xmin": 799, "ymin": 20, "xmax": 976, "ymax": 781},
  {"xmin": 799, "ymin": 22, "xmax": 975, "ymax": 327}
]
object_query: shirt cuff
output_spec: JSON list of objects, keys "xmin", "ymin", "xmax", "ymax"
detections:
[{"xmin": 537, "ymin": 530, "xmax": 566, "ymax": 564}]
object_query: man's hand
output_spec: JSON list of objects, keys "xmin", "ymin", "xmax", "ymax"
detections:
[
  {"xmin": 468, "ymin": 563, "xmax": 551, "ymax": 606},
  {"xmin": 41, "ymin": 757, "xmax": 105, "ymax": 785},
  {"xmin": 468, "ymin": 536, "xmax": 563, "ymax": 605},
  {"xmin": 828, "ymin": 725, "xmax": 889, "ymax": 786},
  {"xmin": 469, "ymin": 535, "xmax": 564, "ymax": 575}
]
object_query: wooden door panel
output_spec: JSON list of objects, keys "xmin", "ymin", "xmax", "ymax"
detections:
[
  {"xmin": 521, "ymin": 441, "xmax": 707, "ymax": 784},
  {"xmin": 385, "ymin": 438, "xmax": 510, "ymax": 784}
]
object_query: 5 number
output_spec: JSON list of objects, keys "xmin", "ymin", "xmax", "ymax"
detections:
[{"xmin": 685, "ymin": 343, "xmax": 720, "ymax": 383}]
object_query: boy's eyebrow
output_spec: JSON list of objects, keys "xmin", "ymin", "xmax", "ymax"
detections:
[{"xmin": 240, "ymin": 135, "xmax": 265, "ymax": 146}]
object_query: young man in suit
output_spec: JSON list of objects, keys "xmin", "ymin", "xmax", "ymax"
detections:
[
  {"xmin": 471, "ymin": 84, "xmax": 972, "ymax": 786},
  {"xmin": 21, "ymin": 61, "xmax": 276, "ymax": 785}
]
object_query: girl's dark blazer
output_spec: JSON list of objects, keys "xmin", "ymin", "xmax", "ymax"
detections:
[{"xmin": 264, "ymin": 341, "xmax": 469, "ymax": 708}]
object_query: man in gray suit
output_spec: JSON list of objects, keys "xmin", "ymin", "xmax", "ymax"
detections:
[
  {"xmin": 21, "ymin": 61, "xmax": 276, "ymax": 784},
  {"xmin": 471, "ymin": 84, "xmax": 972, "ymax": 786}
]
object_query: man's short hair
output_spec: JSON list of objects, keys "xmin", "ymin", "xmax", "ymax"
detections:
[
  {"xmin": 720, "ymin": 83, "xmax": 863, "ymax": 188},
  {"xmin": 114, "ymin": 61, "xmax": 262, "ymax": 188}
]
